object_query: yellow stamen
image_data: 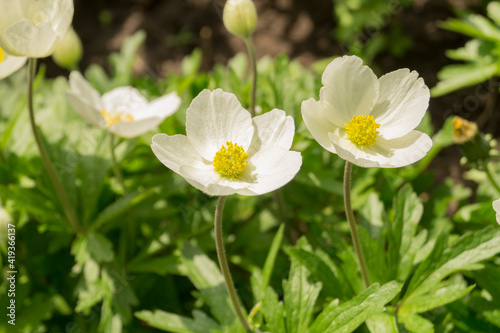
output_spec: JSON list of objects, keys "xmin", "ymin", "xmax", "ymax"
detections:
[
  {"xmin": 100, "ymin": 109, "xmax": 134, "ymax": 127},
  {"xmin": 0, "ymin": 47, "xmax": 4, "ymax": 63},
  {"xmin": 345, "ymin": 115, "xmax": 380, "ymax": 148},
  {"xmin": 213, "ymin": 141, "xmax": 248, "ymax": 178}
]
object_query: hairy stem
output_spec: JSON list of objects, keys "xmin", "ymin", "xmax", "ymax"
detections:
[
  {"xmin": 244, "ymin": 37, "xmax": 257, "ymax": 117},
  {"xmin": 214, "ymin": 196, "xmax": 251, "ymax": 331},
  {"xmin": 27, "ymin": 58, "xmax": 82, "ymax": 234},
  {"xmin": 110, "ymin": 133, "xmax": 127, "ymax": 193},
  {"xmin": 343, "ymin": 161, "xmax": 370, "ymax": 288}
]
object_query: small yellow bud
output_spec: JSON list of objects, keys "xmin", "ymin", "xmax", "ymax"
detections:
[
  {"xmin": 223, "ymin": 0, "xmax": 257, "ymax": 38},
  {"xmin": 52, "ymin": 26, "xmax": 83, "ymax": 70},
  {"xmin": 452, "ymin": 116, "xmax": 477, "ymax": 144}
]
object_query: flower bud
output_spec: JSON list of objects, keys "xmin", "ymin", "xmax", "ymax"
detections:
[
  {"xmin": 452, "ymin": 116, "xmax": 491, "ymax": 167},
  {"xmin": 52, "ymin": 27, "xmax": 83, "ymax": 70},
  {"xmin": 223, "ymin": 0, "xmax": 257, "ymax": 38}
]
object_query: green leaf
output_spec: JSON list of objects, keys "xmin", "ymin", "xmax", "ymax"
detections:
[
  {"xmin": 406, "ymin": 226, "xmax": 500, "ymax": 298},
  {"xmin": 400, "ymin": 277, "xmax": 474, "ymax": 316},
  {"xmin": 251, "ymin": 224, "xmax": 285, "ymax": 301},
  {"xmin": 71, "ymin": 232, "xmax": 114, "ymax": 265},
  {"xmin": 309, "ymin": 281, "xmax": 403, "ymax": 333},
  {"xmin": 127, "ymin": 255, "xmax": 187, "ymax": 276},
  {"xmin": 109, "ymin": 30, "xmax": 147, "ymax": 87},
  {"xmin": 400, "ymin": 313, "xmax": 434, "ymax": 333},
  {"xmin": 283, "ymin": 240, "xmax": 322, "ymax": 333},
  {"xmin": 286, "ymin": 247, "xmax": 348, "ymax": 300},
  {"xmin": 487, "ymin": 1, "xmax": 500, "ymax": 25},
  {"xmin": 261, "ymin": 287, "xmax": 286, "ymax": 333},
  {"xmin": 181, "ymin": 242, "xmax": 238, "ymax": 327},
  {"xmin": 431, "ymin": 62, "xmax": 498, "ymax": 97},
  {"xmin": 135, "ymin": 309, "xmax": 221, "ymax": 333},
  {"xmin": 365, "ymin": 312, "xmax": 399, "ymax": 333},
  {"xmin": 440, "ymin": 14, "xmax": 500, "ymax": 43},
  {"xmin": 92, "ymin": 189, "xmax": 156, "ymax": 231}
]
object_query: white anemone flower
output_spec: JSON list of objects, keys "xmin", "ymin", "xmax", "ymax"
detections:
[
  {"xmin": 493, "ymin": 199, "xmax": 500, "ymax": 224},
  {"xmin": 66, "ymin": 72, "xmax": 181, "ymax": 138},
  {"xmin": 0, "ymin": 0, "xmax": 74, "ymax": 58},
  {"xmin": 0, "ymin": 46, "xmax": 27, "ymax": 79},
  {"xmin": 151, "ymin": 89, "xmax": 302, "ymax": 196},
  {"xmin": 302, "ymin": 55, "xmax": 432, "ymax": 168}
]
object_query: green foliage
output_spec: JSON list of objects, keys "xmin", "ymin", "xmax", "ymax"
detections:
[
  {"xmin": 432, "ymin": 2, "xmax": 500, "ymax": 97},
  {"xmin": 333, "ymin": 0, "xmax": 413, "ymax": 63},
  {"xmin": 0, "ymin": 27, "xmax": 499, "ymax": 333}
]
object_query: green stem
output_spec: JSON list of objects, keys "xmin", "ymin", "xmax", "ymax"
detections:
[
  {"xmin": 343, "ymin": 161, "xmax": 370, "ymax": 288},
  {"xmin": 483, "ymin": 161, "xmax": 500, "ymax": 195},
  {"xmin": 109, "ymin": 133, "xmax": 127, "ymax": 193},
  {"xmin": 27, "ymin": 58, "xmax": 82, "ymax": 234},
  {"xmin": 244, "ymin": 37, "xmax": 257, "ymax": 117},
  {"xmin": 214, "ymin": 196, "xmax": 251, "ymax": 332}
]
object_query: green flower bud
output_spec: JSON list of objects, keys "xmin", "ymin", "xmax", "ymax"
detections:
[
  {"xmin": 223, "ymin": 0, "xmax": 257, "ymax": 38},
  {"xmin": 52, "ymin": 27, "xmax": 83, "ymax": 70}
]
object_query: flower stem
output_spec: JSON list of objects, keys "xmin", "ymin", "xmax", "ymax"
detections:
[
  {"xmin": 27, "ymin": 58, "xmax": 82, "ymax": 234},
  {"xmin": 343, "ymin": 161, "xmax": 370, "ymax": 288},
  {"xmin": 109, "ymin": 133, "xmax": 127, "ymax": 193},
  {"xmin": 483, "ymin": 160, "xmax": 500, "ymax": 195},
  {"xmin": 214, "ymin": 196, "xmax": 251, "ymax": 332},
  {"xmin": 244, "ymin": 37, "xmax": 257, "ymax": 117}
]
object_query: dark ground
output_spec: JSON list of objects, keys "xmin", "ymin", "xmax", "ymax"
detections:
[{"xmin": 44, "ymin": 0, "xmax": 499, "ymax": 187}]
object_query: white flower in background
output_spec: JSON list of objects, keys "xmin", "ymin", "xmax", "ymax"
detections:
[
  {"xmin": 151, "ymin": 89, "xmax": 302, "ymax": 196},
  {"xmin": 302, "ymin": 55, "xmax": 432, "ymax": 168},
  {"xmin": 0, "ymin": 0, "xmax": 74, "ymax": 58},
  {"xmin": 493, "ymin": 199, "xmax": 500, "ymax": 224},
  {"xmin": 0, "ymin": 46, "xmax": 27, "ymax": 79},
  {"xmin": 66, "ymin": 72, "xmax": 181, "ymax": 138}
]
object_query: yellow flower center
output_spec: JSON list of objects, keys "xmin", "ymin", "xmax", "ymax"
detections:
[
  {"xmin": 213, "ymin": 141, "xmax": 248, "ymax": 178},
  {"xmin": 0, "ymin": 47, "xmax": 4, "ymax": 63},
  {"xmin": 345, "ymin": 115, "xmax": 380, "ymax": 148},
  {"xmin": 100, "ymin": 109, "xmax": 134, "ymax": 127}
]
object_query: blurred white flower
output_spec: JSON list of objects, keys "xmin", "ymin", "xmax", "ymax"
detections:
[
  {"xmin": 493, "ymin": 199, "xmax": 500, "ymax": 224},
  {"xmin": 302, "ymin": 55, "xmax": 432, "ymax": 168},
  {"xmin": 0, "ymin": 46, "xmax": 27, "ymax": 79},
  {"xmin": 0, "ymin": 0, "xmax": 74, "ymax": 58},
  {"xmin": 151, "ymin": 89, "xmax": 302, "ymax": 196},
  {"xmin": 66, "ymin": 72, "xmax": 181, "ymax": 138}
]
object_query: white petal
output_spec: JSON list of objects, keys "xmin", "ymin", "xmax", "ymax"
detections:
[
  {"xmin": 301, "ymin": 98, "xmax": 339, "ymax": 154},
  {"xmin": 102, "ymin": 87, "xmax": 148, "ymax": 114},
  {"xmin": 320, "ymin": 55, "xmax": 379, "ymax": 126},
  {"xmin": 0, "ymin": 53, "xmax": 26, "ymax": 79},
  {"xmin": 328, "ymin": 130, "xmax": 432, "ymax": 168},
  {"xmin": 374, "ymin": 131, "xmax": 432, "ymax": 167},
  {"xmin": 0, "ymin": 1, "xmax": 24, "ymax": 37},
  {"xmin": 180, "ymin": 166, "xmax": 250, "ymax": 196},
  {"xmin": 493, "ymin": 199, "xmax": 500, "ymax": 224},
  {"xmin": 68, "ymin": 71, "xmax": 102, "ymax": 110},
  {"xmin": 151, "ymin": 134, "xmax": 208, "ymax": 174},
  {"xmin": 186, "ymin": 89, "xmax": 254, "ymax": 161},
  {"xmin": 4, "ymin": 20, "xmax": 58, "ymax": 57},
  {"xmin": 143, "ymin": 92, "xmax": 181, "ymax": 120},
  {"xmin": 108, "ymin": 117, "xmax": 162, "ymax": 138},
  {"xmin": 65, "ymin": 91, "xmax": 105, "ymax": 128},
  {"xmin": 248, "ymin": 109, "xmax": 295, "ymax": 156},
  {"xmin": 373, "ymin": 69, "xmax": 430, "ymax": 139},
  {"xmin": 237, "ymin": 146, "xmax": 302, "ymax": 196}
]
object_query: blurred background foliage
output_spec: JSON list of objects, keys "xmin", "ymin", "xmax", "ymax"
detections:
[{"xmin": 1, "ymin": 0, "xmax": 500, "ymax": 332}]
